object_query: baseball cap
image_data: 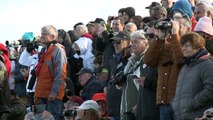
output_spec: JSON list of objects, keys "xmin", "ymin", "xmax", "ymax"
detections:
[
  {"xmin": 145, "ymin": 2, "xmax": 161, "ymax": 9},
  {"xmin": 76, "ymin": 68, "xmax": 93, "ymax": 75},
  {"xmin": 78, "ymin": 100, "xmax": 100, "ymax": 111},
  {"xmin": 92, "ymin": 93, "xmax": 106, "ymax": 102},
  {"xmin": 111, "ymin": 31, "xmax": 131, "ymax": 41},
  {"xmin": 94, "ymin": 18, "xmax": 105, "ymax": 24},
  {"xmin": 86, "ymin": 21, "xmax": 95, "ymax": 26}
]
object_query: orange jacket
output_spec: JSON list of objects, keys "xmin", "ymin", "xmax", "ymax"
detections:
[{"xmin": 35, "ymin": 43, "xmax": 67, "ymax": 100}]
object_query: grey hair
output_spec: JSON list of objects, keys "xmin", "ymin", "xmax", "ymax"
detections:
[
  {"xmin": 196, "ymin": 2, "xmax": 211, "ymax": 13},
  {"xmin": 125, "ymin": 22, "xmax": 137, "ymax": 29},
  {"xmin": 130, "ymin": 30, "xmax": 147, "ymax": 41},
  {"xmin": 75, "ymin": 25, "xmax": 88, "ymax": 36},
  {"xmin": 41, "ymin": 25, "xmax": 58, "ymax": 40}
]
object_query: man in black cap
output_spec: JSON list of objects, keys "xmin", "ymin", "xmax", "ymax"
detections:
[
  {"xmin": 145, "ymin": 2, "xmax": 161, "ymax": 16},
  {"xmin": 77, "ymin": 68, "xmax": 104, "ymax": 100},
  {"xmin": 123, "ymin": 7, "xmax": 136, "ymax": 24},
  {"xmin": 106, "ymin": 31, "xmax": 131, "ymax": 120}
]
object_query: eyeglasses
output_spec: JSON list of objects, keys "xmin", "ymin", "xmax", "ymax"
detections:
[
  {"xmin": 145, "ymin": 33, "xmax": 156, "ymax": 39},
  {"xmin": 112, "ymin": 40, "xmax": 121, "ymax": 45}
]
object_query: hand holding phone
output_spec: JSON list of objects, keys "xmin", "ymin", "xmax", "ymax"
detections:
[{"xmin": 135, "ymin": 76, "xmax": 145, "ymax": 86}]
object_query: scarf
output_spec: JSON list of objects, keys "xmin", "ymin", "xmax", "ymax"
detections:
[{"xmin": 183, "ymin": 49, "xmax": 208, "ymax": 65}]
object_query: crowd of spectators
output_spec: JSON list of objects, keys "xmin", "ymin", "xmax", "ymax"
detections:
[{"xmin": 1, "ymin": 0, "xmax": 213, "ymax": 120}]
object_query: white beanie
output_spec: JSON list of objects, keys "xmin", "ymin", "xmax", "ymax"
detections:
[{"xmin": 194, "ymin": 16, "xmax": 213, "ymax": 36}]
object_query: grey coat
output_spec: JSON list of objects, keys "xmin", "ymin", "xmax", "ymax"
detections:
[{"xmin": 172, "ymin": 58, "xmax": 213, "ymax": 120}]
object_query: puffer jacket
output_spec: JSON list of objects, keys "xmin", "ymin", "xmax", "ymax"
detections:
[{"xmin": 172, "ymin": 55, "xmax": 213, "ymax": 120}]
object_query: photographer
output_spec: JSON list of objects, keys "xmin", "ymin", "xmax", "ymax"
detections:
[
  {"xmin": 106, "ymin": 31, "xmax": 131, "ymax": 120},
  {"xmin": 63, "ymin": 100, "xmax": 100, "ymax": 120},
  {"xmin": 144, "ymin": 20, "xmax": 186, "ymax": 120},
  {"xmin": 14, "ymin": 32, "xmax": 38, "ymax": 107}
]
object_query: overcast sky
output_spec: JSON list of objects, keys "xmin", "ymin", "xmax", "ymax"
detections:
[{"xmin": 0, "ymin": 0, "xmax": 163, "ymax": 44}]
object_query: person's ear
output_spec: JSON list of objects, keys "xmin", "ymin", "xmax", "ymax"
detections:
[{"xmin": 207, "ymin": 11, "xmax": 211, "ymax": 17}]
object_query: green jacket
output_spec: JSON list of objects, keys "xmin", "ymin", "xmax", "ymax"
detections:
[{"xmin": 1, "ymin": 99, "xmax": 27, "ymax": 120}]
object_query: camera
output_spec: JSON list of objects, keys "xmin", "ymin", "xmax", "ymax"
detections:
[
  {"xmin": 63, "ymin": 109, "xmax": 78, "ymax": 117},
  {"xmin": 33, "ymin": 104, "xmax": 46, "ymax": 113},
  {"xmin": 110, "ymin": 71, "xmax": 127, "ymax": 86},
  {"xmin": 154, "ymin": 21, "xmax": 172, "ymax": 30},
  {"xmin": 26, "ymin": 41, "xmax": 39, "ymax": 53},
  {"xmin": 108, "ymin": 16, "xmax": 115, "ymax": 21}
]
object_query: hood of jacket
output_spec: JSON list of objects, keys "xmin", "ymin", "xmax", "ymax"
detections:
[
  {"xmin": 74, "ymin": 37, "xmax": 91, "ymax": 55},
  {"xmin": 0, "ymin": 43, "xmax": 9, "ymax": 57},
  {"xmin": 171, "ymin": 0, "xmax": 193, "ymax": 18}
]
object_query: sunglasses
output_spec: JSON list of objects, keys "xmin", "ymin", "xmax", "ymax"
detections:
[
  {"xmin": 201, "ymin": 115, "xmax": 213, "ymax": 120},
  {"xmin": 145, "ymin": 33, "xmax": 156, "ymax": 39},
  {"xmin": 112, "ymin": 40, "xmax": 121, "ymax": 45}
]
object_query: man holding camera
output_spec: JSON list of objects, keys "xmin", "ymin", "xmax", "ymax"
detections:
[
  {"xmin": 144, "ymin": 20, "xmax": 184, "ymax": 120},
  {"xmin": 106, "ymin": 31, "xmax": 131, "ymax": 120}
]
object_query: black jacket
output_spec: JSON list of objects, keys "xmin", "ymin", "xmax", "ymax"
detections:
[
  {"xmin": 135, "ymin": 59, "xmax": 159, "ymax": 120},
  {"xmin": 81, "ymin": 76, "xmax": 104, "ymax": 100},
  {"xmin": 106, "ymin": 52, "xmax": 129, "ymax": 116}
]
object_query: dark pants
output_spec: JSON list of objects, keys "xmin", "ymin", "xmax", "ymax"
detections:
[
  {"xmin": 27, "ymin": 92, "xmax": 34, "ymax": 107},
  {"xmin": 111, "ymin": 116, "xmax": 120, "ymax": 120},
  {"xmin": 126, "ymin": 112, "xmax": 136, "ymax": 120},
  {"xmin": 160, "ymin": 104, "xmax": 176, "ymax": 120},
  {"xmin": 41, "ymin": 98, "xmax": 62, "ymax": 120}
]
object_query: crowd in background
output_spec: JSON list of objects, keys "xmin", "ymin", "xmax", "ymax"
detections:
[{"xmin": 1, "ymin": 0, "xmax": 213, "ymax": 120}]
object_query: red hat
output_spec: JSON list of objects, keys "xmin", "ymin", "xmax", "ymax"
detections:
[
  {"xmin": 92, "ymin": 93, "xmax": 106, "ymax": 102},
  {"xmin": 68, "ymin": 96, "xmax": 84, "ymax": 105}
]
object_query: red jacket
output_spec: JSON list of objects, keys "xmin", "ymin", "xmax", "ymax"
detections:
[{"xmin": 0, "ymin": 43, "xmax": 11, "ymax": 79}]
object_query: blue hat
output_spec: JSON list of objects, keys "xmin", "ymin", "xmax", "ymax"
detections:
[
  {"xmin": 22, "ymin": 32, "xmax": 34, "ymax": 41},
  {"xmin": 171, "ymin": 0, "xmax": 193, "ymax": 18}
]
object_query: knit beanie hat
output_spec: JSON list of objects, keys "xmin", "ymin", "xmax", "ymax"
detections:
[
  {"xmin": 123, "ymin": 7, "xmax": 135, "ymax": 18},
  {"xmin": 171, "ymin": 0, "xmax": 193, "ymax": 18},
  {"xmin": 22, "ymin": 32, "xmax": 34, "ymax": 41},
  {"xmin": 194, "ymin": 16, "xmax": 213, "ymax": 36}
]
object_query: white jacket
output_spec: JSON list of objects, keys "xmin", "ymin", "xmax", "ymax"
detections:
[{"xmin": 74, "ymin": 38, "xmax": 95, "ymax": 71}]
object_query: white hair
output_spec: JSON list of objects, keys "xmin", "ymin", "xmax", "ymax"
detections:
[
  {"xmin": 130, "ymin": 30, "xmax": 147, "ymax": 41},
  {"xmin": 125, "ymin": 22, "xmax": 137, "ymax": 33},
  {"xmin": 76, "ymin": 25, "xmax": 88, "ymax": 36},
  {"xmin": 125, "ymin": 22, "xmax": 137, "ymax": 29},
  {"xmin": 41, "ymin": 25, "xmax": 58, "ymax": 40}
]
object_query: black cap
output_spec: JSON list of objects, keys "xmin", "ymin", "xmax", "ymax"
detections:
[
  {"xmin": 111, "ymin": 31, "xmax": 131, "ymax": 41},
  {"xmin": 76, "ymin": 68, "xmax": 93, "ymax": 75},
  {"xmin": 73, "ymin": 22, "xmax": 84, "ymax": 29},
  {"xmin": 145, "ymin": 2, "xmax": 161, "ymax": 9},
  {"xmin": 94, "ymin": 18, "xmax": 105, "ymax": 24},
  {"xmin": 86, "ymin": 21, "xmax": 95, "ymax": 26},
  {"xmin": 123, "ymin": 7, "xmax": 135, "ymax": 18}
]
